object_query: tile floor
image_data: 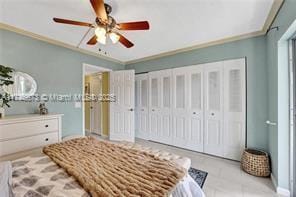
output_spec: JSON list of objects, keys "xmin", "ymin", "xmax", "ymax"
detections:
[{"xmin": 135, "ymin": 138, "xmax": 281, "ymax": 197}]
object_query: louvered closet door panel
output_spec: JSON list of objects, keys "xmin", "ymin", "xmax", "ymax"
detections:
[
  {"xmin": 186, "ymin": 65, "xmax": 204, "ymax": 152},
  {"xmin": 149, "ymin": 71, "xmax": 162, "ymax": 142},
  {"xmin": 172, "ymin": 68, "xmax": 189, "ymax": 148},
  {"xmin": 223, "ymin": 59, "xmax": 246, "ymax": 160},
  {"xmin": 158, "ymin": 70, "xmax": 173, "ymax": 144},
  {"xmin": 135, "ymin": 74, "xmax": 150, "ymax": 140},
  {"xmin": 204, "ymin": 62, "xmax": 224, "ymax": 157}
]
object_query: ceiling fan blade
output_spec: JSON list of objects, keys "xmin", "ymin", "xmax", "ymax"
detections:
[
  {"xmin": 90, "ymin": 0, "xmax": 108, "ymax": 22},
  {"xmin": 87, "ymin": 35, "xmax": 97, "ymax": 45},
  {"xmin": 117, "ymin": 33, "xmax": 134, "ymax": 48},
  {"xmin": 117, "ymin": 21, "xmax": 150, "ymax": 30},
  {"xmin": 53, "ymin": 18, "xmax": 93, "ymax": 27}
]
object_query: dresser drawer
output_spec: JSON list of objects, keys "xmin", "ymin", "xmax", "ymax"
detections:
[
  {"xmin": 0, "ymin": 132, "xmax": 58, "ymax": 156},
  {"xmin": 0, "ymin": 118, "xmax": 59, "ymax": 141}
]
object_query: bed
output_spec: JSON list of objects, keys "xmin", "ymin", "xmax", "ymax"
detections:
[{"xmin": 5, "ymin": 137, "xmax": 205, "ymax": 197}]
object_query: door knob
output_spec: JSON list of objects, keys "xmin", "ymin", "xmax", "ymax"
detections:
[
  {"xmin": 211, "ymin": 113, "xmax": 215, "ymax": 116},
  {"xmin": 141, "ymin": 109, "xmax": 144, "ymax": 111},
  {"xmin": 152, "ymin": 109, "xmax": 155, "ymax": 111},
  {"xmin": 129, "ymin": 108, "xmax": 134, "ymax": 111}
]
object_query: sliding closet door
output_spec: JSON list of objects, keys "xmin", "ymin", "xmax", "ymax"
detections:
[
  {"xmin": 149, "ymin": 71, "xmax": 162, "ymax": 142},
  {"xmin": 223, "ymin": 59, "xmax": 246, "ymax": 160},
  {"xmin": 172, "ymin": 68, "xmax": 189, "ymax": 148},
  {"xmin": 204, "ymin": 62, "xmax": 224, "ymax": 157},
  {"xmin": 135, "ymin": 74, "xmax": 150, "ymax": 140},
  {"xmin": 187, "ymin": 65, "xmax": 204, "ymax": 152}
]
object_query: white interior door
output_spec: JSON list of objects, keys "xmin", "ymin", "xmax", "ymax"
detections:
[
  {"xmin": 172, "ymin": 67, "xmax": 189, "ymax": 148},
  {"xmin": 204, "ymin": 62, "xmax": 224, "ymax": 157},
  {"xmin": 223, "ymin": 59, "xmax": 246, "ymax": 160},
  {"xmin": 149, "ymin": 71, "xmax": 162, "ymax": 142},
  {"xmin": 135, "ymin": 74, "xmax": 150, "ymax": 140},
  {"xmin": 186, "ymin": 65, "xmax": 204, "ymax": 152},
  {"xmin": 110, "ymin": 70, "xmax": 135, "ymax": 142},
  {"xmin": 90, "ymin": 74, "xmax": 102, "ymax": 135}
]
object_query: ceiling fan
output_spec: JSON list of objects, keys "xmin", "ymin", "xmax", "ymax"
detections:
[{"xmin": 53, "ymin": 0, "xmax": 150, "ymax": 48}]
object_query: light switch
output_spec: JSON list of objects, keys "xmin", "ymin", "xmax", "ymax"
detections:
[{"xmin": 75, "ymin": 102, "xmax": 82, "ymax": 108}]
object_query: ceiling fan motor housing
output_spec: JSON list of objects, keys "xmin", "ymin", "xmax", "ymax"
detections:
[
  {"xmin": 95, "ymin": 4, "xmax": 116, "ymax": 31},
  {"xmin": 95, "ymin": 16, "xmax": 116, "ymax": 31}
]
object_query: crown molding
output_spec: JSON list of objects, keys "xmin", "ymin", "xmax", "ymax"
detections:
[
  {"xmin": 0, "ymin": 23, "xmax": 125, "ymax": 65},
  {"xmin": 125, "ymin": 31, "xmax": 265, "ymax": 65},
  {"xmin": 125, "ymin": 0, "xmax": 284, "ymax": 65},
  {"xmin": 262, "ymin": 0, "xmax": 284, "ymax": 33},
  {"xmin": 0, "ymin": 0, "xmax": 284, "ymax": 66}
]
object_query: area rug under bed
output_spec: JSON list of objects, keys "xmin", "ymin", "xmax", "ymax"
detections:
[{"xmin": 188, "ymin": 167, "xmax": 208, "ymax": 188}]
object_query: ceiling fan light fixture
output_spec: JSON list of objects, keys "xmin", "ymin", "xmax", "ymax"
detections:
[
  {"xmin": 96, "ymin": 34, "xmax": 107, "ymax": 44},
  {"xmin": 109, "ymin": 32, "xmax": 120, "ymax": 44},
  {"xmin": 95, "ymin": 26, "xmax": 106, "ymax": 37}
]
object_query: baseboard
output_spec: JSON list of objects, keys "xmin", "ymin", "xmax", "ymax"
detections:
[
  {"xmin": 271, "ymin": 173, "xmax": 291, "ymax": 197},
  {"xmin": 100, "ymin": 134, "xmax": 109, "ymax": 139},
  {"xmin": 277, "ymin": 187, "xmax": 291, "ymax": 197},
  {"xmin": 271, "ymin": 173, "xmax": 277, "ymax": 191}
]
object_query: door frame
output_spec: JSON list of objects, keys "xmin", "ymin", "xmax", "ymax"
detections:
[
  {"xmin": 82, "ymin": 63, "xmax": 112, "ymax": 137},
  {"xmin": 289, "ymin": 38, "xmax": 296, "ymax": 197}
]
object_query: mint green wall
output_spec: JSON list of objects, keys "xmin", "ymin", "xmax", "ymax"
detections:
[
  {"xmin": 0, "ymin": 29, "xmax": 123, "ymax": 137},
  {"xmin": 127, "ymin": 36, "xmax": 269, "ymax": 151},
  {"xmin": 266, "ymin": 0, "xmax": 296, "ymax": 190}
]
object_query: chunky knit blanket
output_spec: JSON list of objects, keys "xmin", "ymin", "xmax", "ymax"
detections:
[{"xmin": 43, "ymin": 137, "xmax": 185, "ymax": 197}]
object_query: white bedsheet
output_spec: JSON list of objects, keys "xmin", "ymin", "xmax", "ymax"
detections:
[
  {"xmin": 0, "ymin": 161, "xmax": 13, "ymax": 197},
  {"xmin": 172, "ymin": 175, "xmax": 205, "ymax": 197}
]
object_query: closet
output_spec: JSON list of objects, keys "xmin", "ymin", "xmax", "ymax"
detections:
[{"xmin": 135, "ymin": 58, "xmax": 246, "ymax": 160}]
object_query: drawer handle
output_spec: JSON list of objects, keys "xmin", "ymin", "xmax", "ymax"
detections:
[
  {"xmin": 45, "ymin": 125, "xmax": 49, "ymax": 128},
  {"xmin": 45, "ymin": 138, "xmax": 49, "ymax": 141}
]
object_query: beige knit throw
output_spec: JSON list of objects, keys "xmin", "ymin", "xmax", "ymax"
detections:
[{"xmin": 43, "ymin": 137, "xmax": 185, "ymax": 197}]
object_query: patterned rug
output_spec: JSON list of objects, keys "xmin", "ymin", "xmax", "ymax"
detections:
[{"xmin": 188, "ymin": 167, "xmax": 208, "ymax": 188}]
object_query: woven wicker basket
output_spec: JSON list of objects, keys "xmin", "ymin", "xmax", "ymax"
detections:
[{"xmin": 241, "ymin": 149, "xmax": 270, "ymax": 177}]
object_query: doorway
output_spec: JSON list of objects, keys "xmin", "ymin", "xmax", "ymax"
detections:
[
  {"xmin": 83, "ymin": 64, "xmax": 111, "ymax": 137},
  {"xmin": 82, "ymin": 64, "xmax": 136, "ymax": 142},
  {"xmin": 85, "ymin": 73, "xmax": 102, "ymax": 135}
]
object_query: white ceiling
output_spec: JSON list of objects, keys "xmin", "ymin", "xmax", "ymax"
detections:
[{"xmin": 0, "ymin": 0, "xmax": 275, "ymax": 63}]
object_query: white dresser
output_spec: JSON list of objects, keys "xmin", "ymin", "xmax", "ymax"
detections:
[{"xmin": 0, "ymin": 114, "xmax": 63, "ymax": 157}]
